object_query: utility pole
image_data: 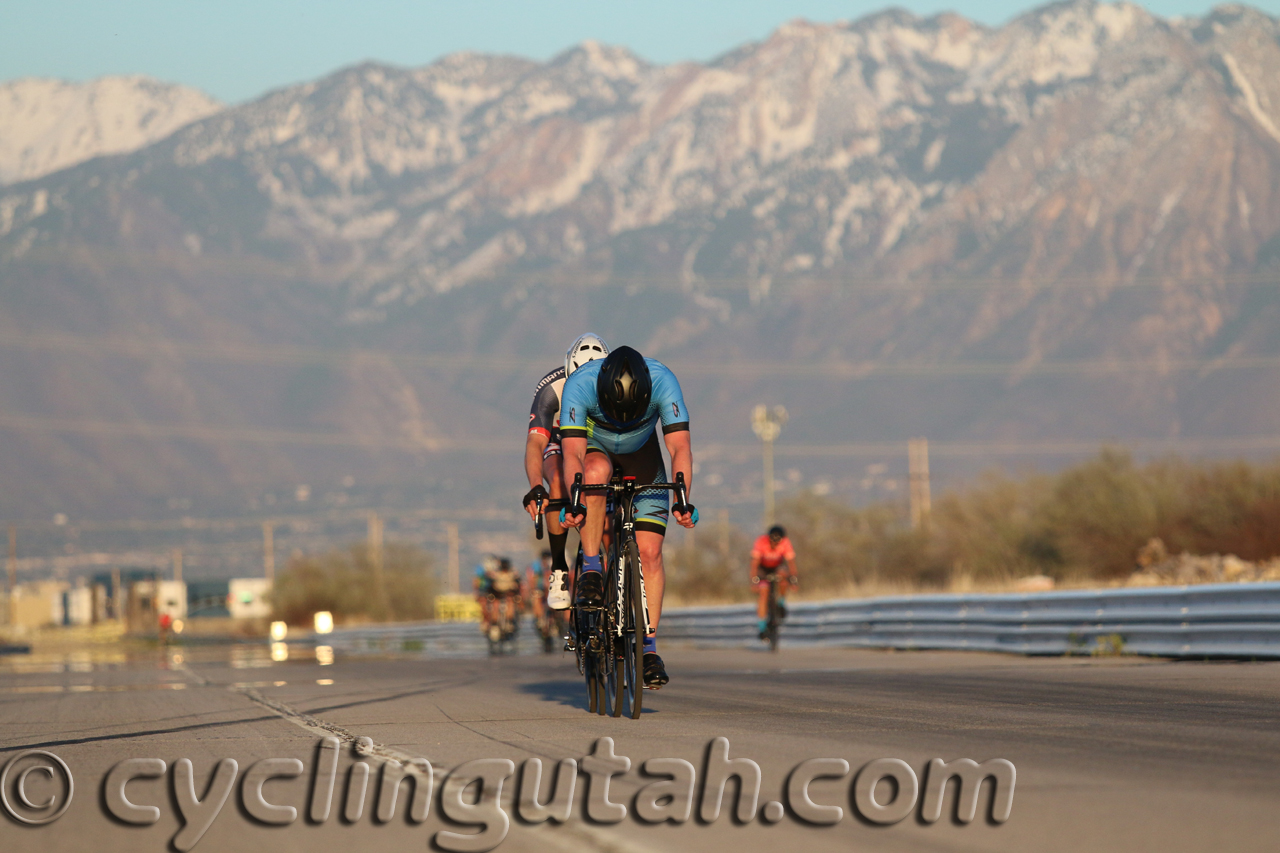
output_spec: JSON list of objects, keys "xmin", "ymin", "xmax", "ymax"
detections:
[
  {"xmin": 7, "ymin": 525, "xmax": 15, "ymax": 594},
  {"xmin": 908, "ymin": 437, "xmax": 932, "ymax": 530},
  {"xmin": 171, "ymin": 548, "xmax": 183, "ymax": 583},
  {"xmin": 111, "ymin": 565, "xmax": 122, "ymax": 621},
  {"xmin": 368, "ymin": 511, "xmax": 388, "ymax": 616},
  {"xmin": 6, "ymin": 525, "xmax": 14, "ymax": 626},
  {"xmin": 262, "ymin": 522, "xmax": 275, "ymax": 583},
  {"xmin": 445, "ymin": 522, "xmax": 460, "ymax": 594},
  {"xmin": 751, "ymin": 405, "xmax": 788, "ymax": 528},
  {"xmin": 718, "ymin": 508, "xmax": 731, "ymax": 569}
]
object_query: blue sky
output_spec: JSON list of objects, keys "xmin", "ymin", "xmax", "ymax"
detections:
[{"xmin": 2, "ymin": 0, "xmax": 1274, "ymax": 103}]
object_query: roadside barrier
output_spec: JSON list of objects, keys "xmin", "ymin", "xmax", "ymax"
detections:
[
  {"xmin": 315, "ymin": 582, "xmax": 1280, "ymax": 659},
  {"xmin": 659, "ymin": 581, "xmax": 1280, "ymax": 658}
]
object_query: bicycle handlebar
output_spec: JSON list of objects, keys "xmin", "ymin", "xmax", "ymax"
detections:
[
  {"xmin": 529, "ymin": 496, "xmax": 569, "ymax": 538},
  {"xmin": 563, "ymin": 471, "xmax": 697, "ymax": 525}
]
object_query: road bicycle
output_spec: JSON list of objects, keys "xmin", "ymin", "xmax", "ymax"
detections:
[
  {"xmin": 760, "ymin": 572, "xmax": 784, "ymax": 652},
  {"xmin": 532, "ymin": 599, "xmax": 561, "ymax": 653},
  {"xmin": 532, "ymin": 469, "xmax": 692, "ymax": 719},
  {"xmin": 485, "ymin": 592, "xmax": 520, "ymax": 655}
]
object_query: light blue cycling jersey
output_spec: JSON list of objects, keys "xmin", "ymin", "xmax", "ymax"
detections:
[{"xmin": 559, "ymin": 357, "xmax": 689, "ymax": 454}]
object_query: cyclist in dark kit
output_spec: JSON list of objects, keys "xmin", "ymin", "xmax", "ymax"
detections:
[
  {"xmin": 559, "ymin": 346, "xmax": 697, "ymax": 689},
  {"xmin": 522, "ymin": 334, "xmax": 610, "ymax": 610}
]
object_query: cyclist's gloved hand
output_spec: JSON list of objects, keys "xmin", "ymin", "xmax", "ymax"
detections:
[
  {"xmin": 523, "ymin": 484, "xmax": 549, "ymax": 509},
  {"xmin": 672, "ymin": 501, "xmax": 697, "ymax": 527},
  {"xmin": 560, "ymin": 503, "xmax": 587, "ymax": 525}
]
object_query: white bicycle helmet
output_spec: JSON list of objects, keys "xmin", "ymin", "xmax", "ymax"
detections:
[{"xmin": 565, "ymin": 333, "xmax": 610, "ymax": 377}]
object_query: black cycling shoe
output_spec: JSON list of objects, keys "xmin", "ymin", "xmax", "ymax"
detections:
[
  {"xmin": 642, "ymin": 652, "xmax": 669, "ymax": 689},
  {"xmin": 576, "ymin": 571, "xmax": 604, "ymax": 609}
]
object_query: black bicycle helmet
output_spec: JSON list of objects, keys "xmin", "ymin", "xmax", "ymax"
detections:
[
  {"xmin": 768, "ymin": 525, "xmax": 786, "ymax": 540},
  {"xmin": 596, "ymin": 346, "xmax": 652, "ymax": 426}
]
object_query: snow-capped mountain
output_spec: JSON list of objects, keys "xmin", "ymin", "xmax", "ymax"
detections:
[
  {"xmin": 0, "ymin": 1, "xmax": 1278, "ymax": 520},
  {"xmin": 0, "ymin": 75, "xmax": 222, "ymax": 184}
]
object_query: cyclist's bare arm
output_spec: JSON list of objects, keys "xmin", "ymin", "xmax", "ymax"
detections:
[
  {"xmin": 664, "ymin": 429, "xmax": 695, "ymax": 528},
  {"xmin": 560, "ymin": 435, "xmax": 588, "ymax": 528},
  {"xmin": 524, "ymin": 431, "xmax": 550, "ymax": 521},
  {"xmin": 750, "ymin": 553, "xmax": 762, "ymax": 583}
]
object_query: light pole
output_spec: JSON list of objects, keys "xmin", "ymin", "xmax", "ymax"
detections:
[{"xmin": 751, "ymin": 405, "xmax": 788, "ymax": 528}]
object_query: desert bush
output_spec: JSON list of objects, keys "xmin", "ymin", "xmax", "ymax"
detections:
[
  {"xmin": 271, "ymin": 541, "xmax": 436, "ymax": 625},
  {"xmin": 665, "ymin": 522, "xmax": 754, "ymax": 602},
  {"xmin": 750, "ymin": 451, "xmax": 1280, "ymax": 593}
]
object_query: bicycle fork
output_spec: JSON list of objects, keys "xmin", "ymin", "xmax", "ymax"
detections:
[{"xmin": 615, "ymin": 543, "xmax": 652, "ymax": 638}]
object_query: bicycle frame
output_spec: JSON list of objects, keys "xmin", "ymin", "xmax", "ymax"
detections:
[{"xmin": 569, "ymin": 470, "xmax": 691, "ymax": 630}]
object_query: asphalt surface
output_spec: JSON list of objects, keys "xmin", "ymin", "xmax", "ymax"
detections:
[{"xmin": 1, "ymin": 639, "xmax": 1279, "ymax": 852}]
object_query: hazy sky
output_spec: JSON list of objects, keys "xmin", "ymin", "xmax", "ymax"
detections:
[{"xmin": 3, "ymin": 0, "xmax": 1275, "ymax": 103}]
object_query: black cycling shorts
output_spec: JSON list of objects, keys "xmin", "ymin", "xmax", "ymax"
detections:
[{"xmin": 585, "ymin": 431, "xmax": 669, "ymax": 536}]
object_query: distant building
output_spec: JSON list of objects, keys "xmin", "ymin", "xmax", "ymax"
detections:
[
  {"xmin": 228, "ymin": 578, "xmax": 272, "ymax": 620},
  {"xmin": 8, "ymin": 580, "xmax": 67, "ymax": 629}
]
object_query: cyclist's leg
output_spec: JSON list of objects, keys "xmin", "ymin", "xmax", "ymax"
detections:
[
  {"xmin": 542, "ymin": 449, "xmax": 567, "ymax": 541},
  {"xmin": 756, "ymin": 581, "xmax": 770, "ymax": 619},
  {"xmin": 578, "ymin": 449, "xmax": 613, "ymax": 559},
  {"xmin": 635, "ymin": 529, "xmax": 666, "ymax": 632},
  {"xmin": 542, "ymin": 447, "xmax": 573, "ymax": 609},
  {"xmin": 624, "ymin": 433, "xmax": 671, "ymax": 639},
  {"xmin": 634, "ymin": 527, "xmax": 671, "ymax": 688}
]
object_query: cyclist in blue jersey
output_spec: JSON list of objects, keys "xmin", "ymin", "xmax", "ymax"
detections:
[{"xmin": 560, "ymin": 346, "xmax": 696, "ymax": 689}]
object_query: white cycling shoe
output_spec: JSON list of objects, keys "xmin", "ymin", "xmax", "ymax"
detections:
[{"xmin": 547, "ymin": 569, "xmax": 570, "ymax": 611}]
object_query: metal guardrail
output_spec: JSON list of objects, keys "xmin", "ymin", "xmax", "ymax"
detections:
[
  {"xmin": 318, "ymin": 620, "xmax": 550, "ymax": 658},
  {"xmin": 312, "ymin": 582, "xmax": 1280, "ymax": 659},
  {"xmin": 659, "ymin": 582, "xmax": 1280, "ymax": 658}
]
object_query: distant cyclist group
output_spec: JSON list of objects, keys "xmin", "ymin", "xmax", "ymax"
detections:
[{"xmin": 472, "ymin": 334, "xmax": 798, "ymax": 697}]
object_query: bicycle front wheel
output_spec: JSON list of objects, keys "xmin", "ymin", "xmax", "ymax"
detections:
[
  {"xmin": 767, "ymin": 580, "xmax": 779, "ymax": 652},
  {"xmin": 614, "ymin": 538, "xmax": 646, "ymax": 719}
]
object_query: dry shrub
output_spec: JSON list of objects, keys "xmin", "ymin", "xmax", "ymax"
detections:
[
  {"xmin": 271, "ymin": 541, "xmax": 436, "ymax": 626},
  {"xmin": 739, "ymin": 451, "xmax": 1280, "ymax": 595},
  {"xmin": 665, "ymin": 523, "xmax": 754, "ymax": 603}
]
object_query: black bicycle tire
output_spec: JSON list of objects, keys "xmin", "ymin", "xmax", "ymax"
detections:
[
  {"xmin": 767, "ymin": 578, "xmax": 779, "ymax": 652},
  {"xmin": 596, "ymin": 643, "xmax": 612, "ymax": 716},
  {"xmin": 611, "ymin": 540, "xmax": 627, "ymax": 712},
  {"xmin": 585, "ymin": 646, "xmax": 599, "ymax": 713},
  {"xmin": 598, "ymin": 536, "xmax": 620, "ymax": 716},
  {"xmin": 570, "ymin": 549, "xmax": 598, "ymax": 714},
  {"xmin": 624, "ymin": 537, "xmax": 645, "ymax": 718}
]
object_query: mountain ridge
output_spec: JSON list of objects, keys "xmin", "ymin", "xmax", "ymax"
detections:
[
  {"xmin": 0, "ymin": 0, "xmax": 1278, "ymax": 522},
  {"xmin": 0, "ymin": 75, "xmax": 222, "ymax": 184}
]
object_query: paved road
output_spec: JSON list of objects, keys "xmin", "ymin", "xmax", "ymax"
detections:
[{"xmin": 2, "ymin": 640, "xmax": 1278, "ymax": 852}]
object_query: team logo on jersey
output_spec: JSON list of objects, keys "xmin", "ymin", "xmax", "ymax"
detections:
[
  {"xmin": 529, "ymin": 413, "xmax": 535, "ymax": 422},
  {"xmin": 569, "ymin": 407, "xmax": 575, "ymax": 423},
  {"xmin": 672, "ymin": 402, "xmax": 680, "ymax": 418}
]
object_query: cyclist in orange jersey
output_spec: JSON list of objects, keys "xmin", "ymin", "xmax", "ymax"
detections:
[{"xmin": 751, "ymin": 525, "xmax": 798, "ymax": 638}]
